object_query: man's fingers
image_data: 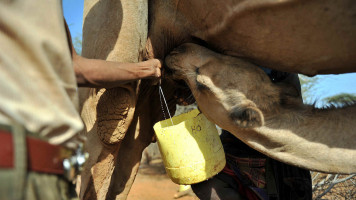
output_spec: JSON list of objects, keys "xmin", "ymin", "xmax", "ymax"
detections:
[
  {"xmin": 154, "ymin": 59, "xmax": 163, "ymax": 69},
  {"xmin": 150, "ymin": 59, "xmax": 162, "ymax": 78}
]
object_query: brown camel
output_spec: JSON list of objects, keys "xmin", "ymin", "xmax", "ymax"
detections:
[
  {"xmin": 165, "ymin": 43, "xmax": 356, "ymax": 174},
  {"xmin": 79, "ymin": 0, "xmax": 356, "ymax": 199}
]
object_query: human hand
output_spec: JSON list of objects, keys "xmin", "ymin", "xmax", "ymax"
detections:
[
  {"xmin": 140, "ymin": 59, "xmax": 162, "ymax": 79},
  {"xmin": 140, "ymin": 59, "xmax": 163, "ymax": 85}
]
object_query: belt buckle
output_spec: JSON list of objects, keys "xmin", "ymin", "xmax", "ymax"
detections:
[{"xmin": 63, "ymin": 144, "xmax": 88, "ymax": 181}]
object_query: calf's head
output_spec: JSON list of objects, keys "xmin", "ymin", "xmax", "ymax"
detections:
[{"xmin": 165, "ymin": 43, "xmax": 283, "ymax": 129}]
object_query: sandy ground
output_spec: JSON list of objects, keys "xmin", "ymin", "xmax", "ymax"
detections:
[
  {"xmin": 127, "ymin": 162, "xmax": 356, "ymax": 200},
  {"xmin": 127, "ymin": 162, "xmax": 198, "ymax": 200}
]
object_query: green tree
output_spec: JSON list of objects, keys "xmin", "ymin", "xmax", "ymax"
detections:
[
  {"xmin": 68, "ymin": 23, "xmax": 82, "ymax": 55},
  {"xmin": 323, "ymin": 93, "xmax": 356, "ymax": 107},
  {"xmin": 73, "ymin": 34, "xmax": 82, "ymax": 55}
]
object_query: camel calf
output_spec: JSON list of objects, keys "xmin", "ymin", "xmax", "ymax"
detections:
[{"xmin": 165, "ymin": 43, "xmax": 356, "ymax": 174}]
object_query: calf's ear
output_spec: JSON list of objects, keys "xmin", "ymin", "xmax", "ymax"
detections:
[{"xmin": 229, "ymin": 105, "xmax": 264, "ymax": 128}]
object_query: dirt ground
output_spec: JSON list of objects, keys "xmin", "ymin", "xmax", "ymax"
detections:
[
  {"xmin": 127, "ymin": 161, "xmax": 198, "ymax": 200},
  {"xmin": 127, "ymin": 161, "xmax": 356, "ymax": 200}
]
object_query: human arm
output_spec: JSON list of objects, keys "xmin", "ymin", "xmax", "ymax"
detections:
[
  {"xmin": 73, "ymin": 55, "xmax": 161, "ymax": 88},
  {"xmin": 64, "ymin": 20, "xmax": 161, "ymax": 88}
]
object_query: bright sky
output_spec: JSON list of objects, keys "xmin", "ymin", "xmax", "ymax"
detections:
[
  {"xmin": 62, "ymin": 0, "xmax": 356, "ymax": 106},
  {"xmin": 63, "ymin": 0, "xmax": 83, "ymax": 40}
]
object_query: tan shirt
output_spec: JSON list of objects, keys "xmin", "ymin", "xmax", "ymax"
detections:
[{"xmin": 0, "ymin": 0, "xmax": 84, "ymax": 148}]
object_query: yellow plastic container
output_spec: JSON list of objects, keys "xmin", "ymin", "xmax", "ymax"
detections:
[{"xmin": 153, "ymin": 109, "xmax": 226, "ymax": 185}]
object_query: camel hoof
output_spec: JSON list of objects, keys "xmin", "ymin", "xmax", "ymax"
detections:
[{"xmin": 229, "ymin": 106, "xmax": 264, "ymax": 128}]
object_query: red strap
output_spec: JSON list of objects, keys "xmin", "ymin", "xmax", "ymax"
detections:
[
  {"xmin": 0, "ymin": 130, "xmax": 67, "ymax": 174},
  {"xmin": 0, "ymin": 131, "xmax": 14, "ymax": 168},
  {"xmin": 27, "ymin": 137, "xmax": 65, "ymax": 174}
]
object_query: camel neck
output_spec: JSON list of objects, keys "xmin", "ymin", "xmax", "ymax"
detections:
[
  {"xmin": 229, "ymin": 103, "xmax": 356, "ymax": 173},
  {"xmin": 263, "ymin": 104, "xmax": 356, "ymax": 150}
]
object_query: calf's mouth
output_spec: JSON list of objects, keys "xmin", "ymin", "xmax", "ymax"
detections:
[{"xmin": 164, "ymin": 60, "xmax": 195, "ymax": 106}]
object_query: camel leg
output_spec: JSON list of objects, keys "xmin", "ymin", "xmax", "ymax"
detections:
[{"xmin": 78, "ymin": 0, "xmax": 148, "ymax": 199}]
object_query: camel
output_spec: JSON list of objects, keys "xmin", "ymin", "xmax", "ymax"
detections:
[
  {"xmin": 165, "ymin": 43, "xmax": 356, "ymax": 174},
  {"xmin": 79, "ymin": 0, "xmax": 356, "ymax": 199}
]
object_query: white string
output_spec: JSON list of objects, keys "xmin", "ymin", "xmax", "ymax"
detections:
[
  {"xmin": 159, "ymin": 85, "xmax": 174, "ymax": 126},
  {"xmin": 158, "ymin": 87, "xmax": 170, "ymax": 129}
]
